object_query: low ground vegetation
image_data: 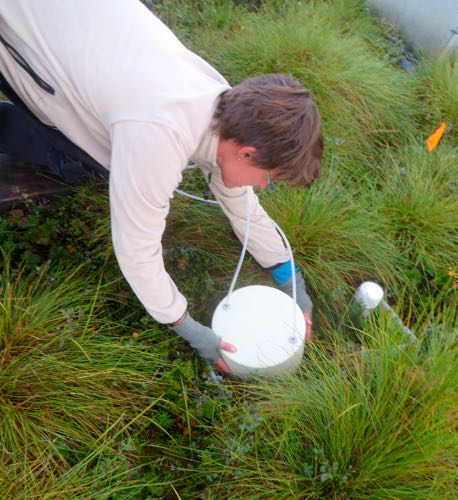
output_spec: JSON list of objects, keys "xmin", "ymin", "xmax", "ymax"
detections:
[{"xmin": 1, "ymin": 1, "xmax": 456, "ymax": 497}]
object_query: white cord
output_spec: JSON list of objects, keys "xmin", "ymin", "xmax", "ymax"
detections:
[
  {"xmin": 177, "ymin": 179, "xmax": 414, "ymax": 347},
  {"xmin": 223, "ymin": 189, "xmax": 252, "ymax": 309},
  {"xmin": 271, "ymin": 221, "xmax": 298, "ymax": 343},
  {"xmin": 174, "ymin": 188, "xmax": 219, "ymax": 206},
  {"xmin": 175, "ymin": 184, "xmax": 301, "ymax": 343}
]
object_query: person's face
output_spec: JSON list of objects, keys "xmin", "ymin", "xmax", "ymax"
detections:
[{"xmin": 216, "ymin": 138, "xmax": 274, "ymax": 190}]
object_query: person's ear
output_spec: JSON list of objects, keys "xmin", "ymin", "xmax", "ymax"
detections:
[{"xmin": 238, "ymin": 145, "xmax": 257, "ymax": 162}]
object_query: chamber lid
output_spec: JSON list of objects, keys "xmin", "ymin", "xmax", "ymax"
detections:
[{"xmin": 212, "ymin": 285, "xmax": 305, "ymax": 369}]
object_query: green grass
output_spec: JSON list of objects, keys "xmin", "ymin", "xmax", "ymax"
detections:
[
  {"xmin": 190, "ymin": 312, "xmax": 457, "ymax": 498},
  {"xmin": 259, "ymin": 171, "xmax": 400, "ymax": 300},
  {"xmin": 415, "ymin": 57, "xmax": 458, "ymax": 142},
  {"xmin": 376, "ymin": 142, "xmax": 458, "ymax": 274},
  {"xmin": 0, "ymin": 0, "xmax": 457, "ymax": 496},
  {"xmin": 0, "ymin": 257, "xmax": 174, "ymax": 496},
  {"xmin": 191, "ymin": 0, "xmax": 422, "ymax": 180}
]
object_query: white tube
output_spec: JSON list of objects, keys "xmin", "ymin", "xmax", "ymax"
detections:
[
  {"xmin": 223, "ymin": 190, "xmax": 252, "ymax": 309},
  {"xmin": 174, "ymin": 188, "xmax": 219, "ymax": 206},
  {"xmin": 175, "ymin": 186, "xmax": 300, "ymax": 342},
  {"xmin": 270, "ymin": 221, "xmax": 299, "ymax": 343}
]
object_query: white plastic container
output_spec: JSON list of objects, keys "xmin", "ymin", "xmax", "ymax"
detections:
[{"xmin": 212, "ymin": 285, "xmax": 305, "ymax": 378}]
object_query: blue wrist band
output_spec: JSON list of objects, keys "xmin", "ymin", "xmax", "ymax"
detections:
[{"xmin": 270, "ymin": 260, "xmax": 299, "ymax": 286}]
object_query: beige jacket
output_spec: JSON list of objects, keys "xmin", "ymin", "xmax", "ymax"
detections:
[{"xmin": 0, "ymin": 0, "xmax": 289, "ymax": 323}]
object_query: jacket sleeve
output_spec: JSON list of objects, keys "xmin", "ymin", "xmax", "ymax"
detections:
[
  {"xmin": 199, "ymin": 163, "xmax": 290, "ymax": 268},
  {"xmin": 109, "ymin": 121, "xmax": 188, "ymax": 324}
]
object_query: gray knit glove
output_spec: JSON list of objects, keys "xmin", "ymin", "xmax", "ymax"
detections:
[
  {"xmin": 170, "ymin": 312, "xmax": 222, "ymax": 363},
  {"xmin": 278, "ymin": 271, "xmax": 313, "ymax": 314}
]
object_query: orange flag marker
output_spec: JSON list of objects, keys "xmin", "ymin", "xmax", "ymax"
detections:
[{"xmin": 426, "ymin": 122, "xmax": 447, "ymax": 152}]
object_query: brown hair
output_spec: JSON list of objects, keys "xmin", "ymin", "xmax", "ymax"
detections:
[{"xmin": 212, "ymin": 74, "xmax": 323, "ymax": 187}]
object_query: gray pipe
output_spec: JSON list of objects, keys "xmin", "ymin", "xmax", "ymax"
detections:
[{"xmin": 381, "ymin": 300, "xmax": 417, "ymax": 344}]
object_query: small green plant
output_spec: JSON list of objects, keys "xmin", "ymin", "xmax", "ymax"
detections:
[{"xmin": 0, "ymin": 183, "xmax": 110, "ymax": 270}]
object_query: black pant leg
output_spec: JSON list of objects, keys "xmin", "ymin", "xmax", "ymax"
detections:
[{"xmin": 0, "ymin": 72, "xmax": 107, "ymax": 184}]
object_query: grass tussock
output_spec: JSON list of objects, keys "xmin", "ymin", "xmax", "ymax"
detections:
[
  {"xmin": 415, "ymin": 57, "xmax": 458, "ymax": 142},
  {"xmin": 197, "ymin": 0, "xmax": 421, "ymax": 176},
  {"xmin": 194, "ymin": 315, "xmax": 457, "ymax": 498},
  {"xmin": 376, "ymin": 142, "xmax": 458, "ymax": 273},
  {"xmin": 0, "ymin": 258, "xmax": 171, "ymax": 495},
  {"xmin": 260, "ymin": 172, "xmax": 400, "ymax": 299}
]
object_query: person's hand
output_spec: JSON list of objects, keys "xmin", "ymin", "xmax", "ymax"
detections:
[
  {"xmin": 170, "ymin": 311, "xmax": 222, "ymax": 362},
  {"xmin": 303, "ymin": 311, "xmax": 313, "ymax": 343},
  {"xmin": 215, "ymin": 340, "xmax": 237, "ymax": 374}
]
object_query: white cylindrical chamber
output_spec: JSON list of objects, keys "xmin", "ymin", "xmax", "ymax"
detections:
[{"xmin": 212, "ymin": 285, "xmax": 305, "ymax": 378}]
